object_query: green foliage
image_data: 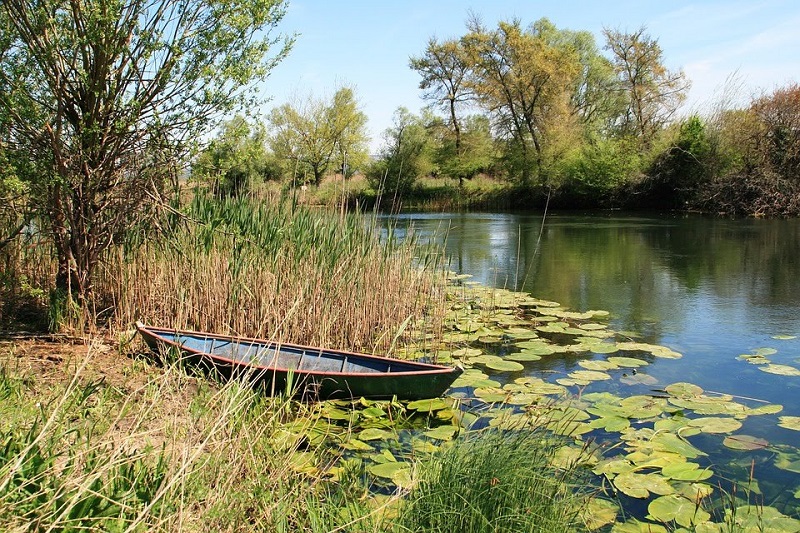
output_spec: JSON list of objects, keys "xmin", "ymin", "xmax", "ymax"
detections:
[
  {"xmin": 0, "ymin": 0, "xmax": 293, "ymax": 307},
  {"xmin": 462, "ymin": 18, "xmax": 582, "ymax": 187},
  {"xmin": 431, "ymin": 114, "xmax": 497, "ymax": 182},
  {"xmin": 645, "ymin": 115, "xmax": 712, "ymax": 207},
  {"xmin": 193, "ymin": 115, "xmax": 277, "ymax": 197},
  {"xmin": 368, "ymin": 108, "xmax": 434, "ymax": 201},
  {"xmin": 0, "ymin": 374, "xmax": 171, "ymax": 531},
  {"xmin": 396, "ymin": 429, "xmax": 589, "ymax": 532},
  {"xmin": 603, "ymin": 27, "xmax": 690, "ymax": 147},
  {"xmin": 558, "ymin": 137, "xmax": 642, "ymax": 201},
  {"xmin": 268, "ymin": 86, "xmax": 370, "ymax": 186}
]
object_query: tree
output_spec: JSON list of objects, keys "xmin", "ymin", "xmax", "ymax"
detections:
[
  {"xmin": 368, "ymin": 108, "xmax": 433, "ymax": 203},
  {"xmin": 603, "ymin": 27, "xmax": 690, "ymax": 147},
  {"xmin": 534, "ymin": 20, "xmax": 624, "ymax": 138},
  {"xmin": 462, "ymin": 17, "xmax": 581, "ymax": 187},
  {"xmin": 429, "ymin": 113, "xmax": 496, "ymax": 181},
  {"xmin": 410, "ymin": 37, "xmax": 474, "ymax": 185},
  {"xmin": 192, "ymin": 115, "xmax": 275, "ymax": 197},
  {"xmin": 750, "ymin": 83, "xmax": 800, "ymax": 181},
  {"xmin": 268, "ymin": 86, "xmax": 369, "ymax": 187},
  {"xmin": 0, "ymin": 0, "xmax": 292, "ymax": 306}
]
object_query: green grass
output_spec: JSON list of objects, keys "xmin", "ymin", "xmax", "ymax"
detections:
[{"xmin": 394, "ymin": 428, "xmax": 592, "ymax": 533}]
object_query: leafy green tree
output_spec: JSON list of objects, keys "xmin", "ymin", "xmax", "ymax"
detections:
[
  {"xmin": 603, "ymin": 27, "xmax": 690, "ymax": 147},
  {"xmin": 535, "ymin": 20, "xmax": 624, "ymax": 138},
  {"xmin": 647, "ymin": 115, "xmax": 711, "ymax": 207},
  {"xmin": 0, "ymin": 0, "xmax": 292, "ymax": 305},
  {"xmin": 410, "ymin": 37, "xmax": 474, "ymax": 185},
  {"xmin": 368, "ymin": 108, "xmax": 433, "ymax": 202},
  {"xmin": 430, "ymin": 114, "xmax": 496, "ymax": 181},
  {"xmin": 268, "ymin": 86, "xmax": 369, "ymax": 186},
  {"xmin": 462, "ymin": 17, "xmax": 581, "ymax": 188},
  {"xmin": 192, "ymin": 116, "xmax": 276, "ymax": 197},
  {"xmin": 750, "ymin": 83, "xmax": 800, "ymax": 181}
]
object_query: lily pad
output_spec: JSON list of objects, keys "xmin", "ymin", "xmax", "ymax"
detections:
[
  {"xmin": 665, "ymin": 382, "xmax": 704, "ymax": 397},
  {"xmin": 568, "ymin": 370, "xmax": 612, "ymax": 382},
  {"xmin": 423, "ymin": 425, "xmax": 458, "ymax": 440},
  {"xmin": 610, "ymin": 519, "xmax": 668, "ymax": 533},
  {"xmin": 581, "ymin": 498, "xmax": 618, "ymax": 531},
  {"xmin": 407, "ymin": 398, "xmax": 451, "ymax": 411},
  {"xmin": 759, "ymin": 364, "xmax": 800, "ymax": 376},
  {"xmin": 722, "ymin": 434, "xmax": 769, "ymax": 451},
  {"xmin": 614, "ymin": 471, "xmax": 675, "ymax": 498},
  {"xmin": 368, "ymin": 461, "xmax": 411, "ymax": 484},
  {"xmin": 484, "ymin": 359, "xmax": 525, "ymax": 372},
  {"xmin": 579, "ymin": 360, "xmax": 619, "ymax": 371},
  {"xmin": 687, "ymin": 417, "xmax": 742, "ymax": 434},
  {"xmin": 608, "ymin": 356, "xmax": 649, "ymax": 368},
  {"xmin": 591, "ymin": 343, "xmax": 620, "ymax": 354},
  {"xmin": 778, "ymin": 416, "xmax": 800, "ymax": 431},
  {"xmin": 647, "ymin": 494, "xmax": 711, "ymax": 527},
  {"xmin": 358, "ymin": 428, "xmax": 393, "ymax": 441},
  {"xmin": 661, "ymin": 461, "xmax": 713, "ymax": 481},
  {"xmin": 506, "ymin": 351, "xmax": 543, "ymax": 362},
  {"xmin": 725, "ymin": 505, "xmax": 800, "ymax": 532},
  {"xmin": 620, "ymin": 373, "xmax": 658, "ymax": 386}
]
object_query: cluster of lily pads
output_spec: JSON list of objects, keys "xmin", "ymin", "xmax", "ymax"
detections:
[{"xmin": 277, "ymin": 276, "xmax": 800, "ymax": 531}]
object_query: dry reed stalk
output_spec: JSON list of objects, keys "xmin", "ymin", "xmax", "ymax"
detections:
[{"xmin": 104, "ymin": 224, "xmax": 445, "ymax": 354}]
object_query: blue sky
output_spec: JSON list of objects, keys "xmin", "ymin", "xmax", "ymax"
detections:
[{"xmin": 260, "ymin": 0, "xmax": 800, "ymax": 150}]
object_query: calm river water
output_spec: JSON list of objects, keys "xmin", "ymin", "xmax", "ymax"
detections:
[{"xmin": 384, "ymin": 211, "xmax": 800, "ymax": 511}]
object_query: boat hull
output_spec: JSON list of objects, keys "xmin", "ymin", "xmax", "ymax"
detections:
[{"xmin": 135, "ymin": 323, "xmax": 462, "ymax": 401}]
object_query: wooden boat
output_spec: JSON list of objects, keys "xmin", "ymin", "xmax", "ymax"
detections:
[{"xmin": 135, "ymin": 322, "xmax": 462, "ymax": 400}]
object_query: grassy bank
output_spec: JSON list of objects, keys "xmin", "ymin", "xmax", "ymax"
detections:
[{"xmin": 0, "ymin": 338, "xmax": 595, "ymax": 532}]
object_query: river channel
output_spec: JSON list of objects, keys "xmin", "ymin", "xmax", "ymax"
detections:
[{"xmin": 382, "ymin": 211, "xmax": 800, "ymax": 518}]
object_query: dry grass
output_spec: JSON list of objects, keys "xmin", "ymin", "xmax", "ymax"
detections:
[
  {"xmin": 0, "ymin": 338, "xmax": 387, "ymax": 532},
  {"xmin": 103, "ymin": 197, "xmax": 446, "ymax": 353}
]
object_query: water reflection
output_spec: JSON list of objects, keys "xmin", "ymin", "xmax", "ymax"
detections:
[{"xmin": 383, "ymin": 211, "xmax": 800, "ymax": 402}]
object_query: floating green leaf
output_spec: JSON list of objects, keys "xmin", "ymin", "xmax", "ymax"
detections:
[
  {"xmin": 484, "ymin": 359, "xmax": 525, "ymax": 372},
  {"xmin": 423, "ymin": 425, "xmax": 458, "ymax": 440},
  {"xmin": 579, "ymin": 360, "xmax": 618, "ymax": 371},
  {"xmin": 665, "ymin": 382, "xmax": 704, "ymax": 397},
  {"xmin": 407, "ymin": 398, "xmax": 451, "ymax": 411},
  {"xmin": 358, "ymin": 428, "xmax": 393, "ymax": 441},
  {"xmin": 608, "ymin": 356, "xmax": 649, "ymax": 368},
  {"xmin": 723, "ymin": 434, "xmax": 769, "ymax": 451},
  {"xmin": 581, "ymin": 498, "xmax": 618, "ymax": 531},
  {"xmin": 610, "ymin": 519, "xmax": 668, "ymax": 533},
  {"xmin": 505, "ymin": 351, "xmax": 543, "ymax": 362},
  {"xmin": 759, "ymin": 364, "xmax": 800, "ymax": 376},
  {"xmin": 620, "ymin": 373, "xmax": 658, "ymax": 386},
  {"xmin": 368, "ymin": 461, "xmax": 410, "ymax": 484},
  {"xmin": 778, "ymin": 416, "xmax": 800, "ymax": 431},
  {"xmin": 754, "ymin": 347, "xmax": 779, "ymax": 356},
  {"xmin": 569, "ymin": 370, "xmax": 612, "ymax": 382},
  {"xmin": 661, "ymin": 461, "xmax": 713, "ymax": 481},
  {"xmin": 773, "ymin": 335, "xmax": 797, "ymax": 340},
  {"xmin": 614, "ymin": 472, "xmax": 675, "ymax": 499},
  {"xmin": 647, "ymin": 494, "xmax": 711, "ymax": 527},
  {"xmin": 687, "ymin": 417, "xmax": 742, "ymax": 434},
  {"xmin": 746, "ymin": 403, "xmax": 783, "ymax": 416},
  {"xmin": 724, "ymin": 505, "xmax": 800, "ymax": 532},
  {"xmin": 591, "ymin": 343, "xmax": 620, "ymax": 354}
]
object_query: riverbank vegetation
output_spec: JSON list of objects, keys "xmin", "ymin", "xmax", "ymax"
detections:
[
  {"xmin": 2, "ymin": 2, "xmax": 799, "ymax": 531},
  {"xmin": 182, "ymin": 19, "xmax": 799, "ymax": 218}
]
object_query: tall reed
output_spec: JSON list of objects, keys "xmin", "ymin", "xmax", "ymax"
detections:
[{"xmin": 105, "ymin": 196, "xmax": 445, "ymax": 352}]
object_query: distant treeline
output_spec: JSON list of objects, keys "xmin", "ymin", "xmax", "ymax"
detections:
[{"xmin": 191, "ymin": 19, "xmax": 799, "ymax": 217}]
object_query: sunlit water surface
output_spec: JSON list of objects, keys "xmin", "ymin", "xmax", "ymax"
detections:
[{"xmin": 381, "ymin": 211, "xmax": 800, "ymax": 514}]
